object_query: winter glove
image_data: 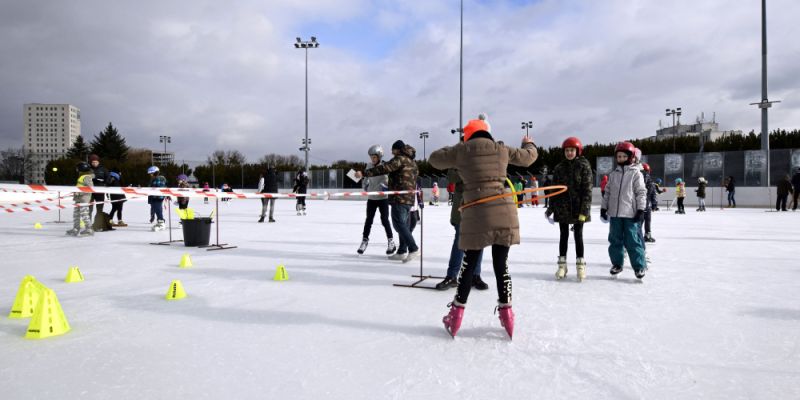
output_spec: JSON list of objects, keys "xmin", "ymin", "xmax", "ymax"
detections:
[
  {"xmin": 544, "ymin": 211, "xmax": 555, "ymax": 225},
  {"xmin": 634, "ymin": 209, "xmax": 645, "ymax": 224},
  {"xmin": 600, "ymin": 208, "xmax": 609, "ymax": 223},
  {"xmin": 578, "ymin": 214, "xmax": 587, "ymax": 222}
]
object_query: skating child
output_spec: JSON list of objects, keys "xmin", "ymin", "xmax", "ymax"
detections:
[
  {"xmin": 600, "ymin": 142, "xmax": 647, "ymax": 279},
  {"xmin": 66, "ymin": 162, "xmax": 94, "ymax": 237},
  {"xmin": 430, "ymin": 182, "xmax": 440, "ymax": 206},
  {"xmin": 675, "ymin": 178, "xmax": 686, "ymax": 214},
  {"xmin": 546, "ymin": 136, "xmax": 593, "ymax": 282},
  {"xmin": 293, "ymin": 171, "xmax": 309, "ymax": 215},
  {"xmin": 176, "ymin": 174, "xmax": 190, "ymax": 210},
  {"xmin": 107, "ymin": 169, "xmax": 127, "ymax": 227},
  {"xmin": 429, "ymin": 117, "xmax": 537, "ymax": 339},
  {"xmin": 696, "ymin": 177, "xmax": 707, "ymax": 212},
  {"xmin": 357, "ymin": 145, "xmax": 396, "ymax": 255},
  {"xmin": 530, "ymin": 177, "xmax": 539, "ymax": 207},
  {"xmin": 147, "ymin": 166, "xmax": 167, "ymax": 231}
]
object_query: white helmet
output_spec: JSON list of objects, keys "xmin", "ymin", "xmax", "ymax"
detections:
[
  {"xmin": 147, "ymin": 166, "xmax": 160, "ymax": 174},
  {"xmin": 368, "ymin": 145, "xmax": 384, "ymax": 159}
]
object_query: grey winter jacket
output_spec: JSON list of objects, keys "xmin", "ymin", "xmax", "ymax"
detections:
[
  {"xmin": 602, "ymin": 164, "xmax": 646, "ymax": 218},
  {"xmin": 363, "ymin": 162, "xmax": 389, "ymax": 200}
]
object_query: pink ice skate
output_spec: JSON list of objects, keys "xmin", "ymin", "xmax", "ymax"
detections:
[
  {"xmin": 442, "ymin": 302, "xmax": 465, "ymax": 338},
  {"xmin": 496, "ymin": 304, "xmax": 514, "ymax": 339}
]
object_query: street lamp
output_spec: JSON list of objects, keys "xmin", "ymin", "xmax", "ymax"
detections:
[
  {"xmin": 419, "ymin": 132, "xmax": 430, "ymax": 161},
  {"xmin": 521, "ymin": 121, "xmax": 533, "ymax": 136},
  {"xmin": 750, "ymin": 0, "xmax": 781, "ymax": 188},
  {"xmin": 294, "ymin": 36, "xmax": 320, "ymax": 175},
  {"xmin": 159, "ymin": 135, "xmax": 171, "ymax": 165},
  {"xmin": 665, "ymin": 108, "xmax": 682, "ymax": 152}
]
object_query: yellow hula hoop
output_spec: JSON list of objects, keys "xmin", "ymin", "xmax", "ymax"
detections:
[
  {"xmin": 505, "ymin": 178, "xmax": 518, "ymax": 205},
  {"xmin": 459, "ymin": 185, "xmax": 569, "ymax": 211}
]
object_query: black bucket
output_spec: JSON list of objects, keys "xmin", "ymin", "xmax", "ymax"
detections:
[{"xmin": 182, "ymin": 217, "xmax": 212, "ymax": 247}]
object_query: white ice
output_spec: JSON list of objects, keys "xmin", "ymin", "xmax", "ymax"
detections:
[{"xmin": 1, "ymin": 197, "xmax": 798, "ymax": 399}]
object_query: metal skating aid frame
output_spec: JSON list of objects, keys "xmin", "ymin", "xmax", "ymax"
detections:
[
  {"xmin": 151, "ymin": 197, "xmax": 183, "ymax": 246},
  {"xmin": 201, "ymin": 197, "xmax": 237, "ymax": 251},
  {"xmin": 393, "ymin": 207, "xmax": 444, "ymax": 289}
]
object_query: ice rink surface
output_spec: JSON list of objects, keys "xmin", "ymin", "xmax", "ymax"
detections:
[{"xmin": 1, "ymin": 197, "xmax": 798, "ymax": 399}]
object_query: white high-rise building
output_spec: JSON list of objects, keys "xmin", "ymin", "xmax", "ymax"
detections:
[{"xmin": 23, "ymin": 103, "xmax": 81, "ymax": 183}]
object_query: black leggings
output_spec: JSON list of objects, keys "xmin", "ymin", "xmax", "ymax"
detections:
[
  {"xmin": 109, "ymin": 201, "xmax": 124, "ymax": 221},
  {"xmin": 456, "ymin": 245, "xmax": 511, "ymax": 305},
  {"xmin": 677, "ymin": 197, "xmax": 685, "ymax": 212},
  {"xmin": 644, "ymin": 209, "xmax": 652, "ymax": 234},
  {"xmin": 362, "ymin": 199, "xmax": 393, "ymax": 240},
  {"xmin": 559, "ymin": 222, "xmax": 584, "ymax": 258}
]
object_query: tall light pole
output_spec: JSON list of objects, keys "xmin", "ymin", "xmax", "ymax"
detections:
[
  {"xmin": 159, "ymin": 135, "xmax": 171, "ymax": 165},
  {"xmin": 419, "ymin": 132, "xmax": 430, "ymax": 161},
  {"xmin": 750, "ymin": 0, "xmax": 780, "ymax": 187},
  {"xmin": 521, "ymin": 121, "xmax": 533, "ymax": 136},
  {"xmin": 666, "ymin": 108, "xmax": 682, "ymax": 152},
  {"xmin": 294, "ymin": 36, "xmax": 319, "ymax": 175}
]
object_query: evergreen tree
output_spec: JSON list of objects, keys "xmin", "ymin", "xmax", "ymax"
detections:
[
  {"xmin": 90, "ymin": 122, "xmax": 130, "ymax": 161},
  {"xmin": 65, "ymin": 135, "xmax": 90, "ymax": 160}
]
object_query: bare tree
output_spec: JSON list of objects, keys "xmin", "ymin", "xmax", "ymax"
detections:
[{"xmin": 0, "ymin": 147, "xmax": 35, "ymax": 183}]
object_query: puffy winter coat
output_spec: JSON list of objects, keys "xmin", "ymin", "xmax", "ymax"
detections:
[
  {"xmin": 363, "ymin": 145, "xmax": 418, "ymax": 206},
  {"xmin": 74, "ymin": 173, "xmax": 94, "ymax": 204},
  {"xmin": 601, "ymin": 164, "xmax": 646, "ymax": 218},
  {"xmin": 643, "ymin": 171, "xmax": 656, "ymax": 209},
  {"xmin": 148, "ymin": 175, "xmax": 167, "ymax": 204},
  {"xmin": 429, "ymin": 134, "xmax": 538, "ymax": 250},
  {"xmin": 448, "ymin": 168, "xmax": 464, "ymax": 226},
  {"xmin": 363, "ymin": 161, "xmax": 389, "ymax": 200},
  {"xmin": 777, "ymin": 177, "xmax": 793, "ymax": 196},
  {"xmin": 91, "ymin": 164, "xmax": 108, "ymax": 187},
  {"xmin": 547, "ymin": 156, "xmax": 593, "ymax": 224},
  {"xmin": 259, "ymin": 168, "xmax": 279, "ymax": 193},
  {"xmin": 696, "ymin": 182, "xmax": 707, "ymax": 198},
  {"xmin": 676, "ymin": 183, "xmax": 686, "ymax": 198},
  {"xmin": 791, "ymin": 172, "xmax": 800, "ymax": 191}
]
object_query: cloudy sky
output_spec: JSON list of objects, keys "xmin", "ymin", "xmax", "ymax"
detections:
[{"xmin": 1, "ymin": 0, "xmax": 799, "ymax": 166}]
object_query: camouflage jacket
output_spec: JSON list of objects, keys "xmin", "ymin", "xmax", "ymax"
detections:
[
  {"xmin": 547, "ymin": 157, "xmax": 593, "ymax": 224},
  {"xmin": 364, "ymin": 145, "xmax": 418, "ymax": 205}
]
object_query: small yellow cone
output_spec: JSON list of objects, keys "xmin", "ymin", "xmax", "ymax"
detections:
[
  {"xmin": 25, "ymin": 288, "xmax": 70, "ymax": 339},
  {"xmin": 8, "ymin": 276, "xmax": 42, "ymax": 319},
  {"xmin": 273, "ymin": 265, "xmax": 289, "ymax": 281},
  {"xmin": 65, "ymin": 266, "xmax": 84, "ymax": 283},
  {"xmin": 165, "ymin": 280, "xmax": 187, "ymax": 300},
  {"xmin": 34, "ymin": 222, "xmax": 43, "ymax": 229},
  {"xmin": 179, "ymin": 254, "xmax": 193, "ymax": 269}
]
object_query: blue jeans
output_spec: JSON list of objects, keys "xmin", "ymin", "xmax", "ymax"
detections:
[
  {"xmin": 608, "ymin": 217, "xmax": 647, "ymax": 272},
  {"xmin": 447, "ymin": 224, "xmax": 483, "ymax": 278},
  {"xmin": 150, "ymin": 200, "xmax": 164, "ymax": 222},
  {"xmin": 391, "ymin": 204, "xmax": 418, "ymax": 254},
  {"xmin": 727, "ymin": 191, "xmax": 736, "ymax": 207}
]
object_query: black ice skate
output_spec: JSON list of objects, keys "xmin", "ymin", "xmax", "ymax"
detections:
[
  {"xmin": 357, "ymin": 238, "xmax": 369, "ymax": 254},
  {"xmin": 610, "ymin": 264, "xmax": 623, "ymax": 276}
]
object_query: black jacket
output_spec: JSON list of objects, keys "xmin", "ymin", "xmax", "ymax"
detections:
[
  {"xmin": 792, "ymin": 172, "xmax": 800, "ymax": 191},
  {"xmin": 107, "ymin": 174, "xmax": 126, "ymax": 201},
  {"xmin": 263, "ymin": 169, "xmax": 279, "ymax": 193},
  {"xmin": 293, "ymin": 173, "xmax": 309, "ymax": 194},
  {"xmin": 726, "ymin": 177, "xmax": 736, "ymax": 192},
  {"xmin": 777, "ymin": 178, "xmax": 793, "ymax": 197},
  {"xmin": 92, "ymin": 165, "xmax": 108, "ymax": 187},
  {"xmin": 696, "ymin": 182, "xmax": 707, "ymax": 198}
]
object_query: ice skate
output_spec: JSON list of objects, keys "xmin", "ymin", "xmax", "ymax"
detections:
[
  {"xmin": 402, "ymin": 250, "xmax": 419, "ymax": 263},
  {"xmin": 268, "ymin": 217, "xmax": 276, "ymax": 223},
  {"xmin": 258, "ymin": 216, "xmax": 265, "ymax": 223},
  {"xmin": 555, "ymin": 256, "xmax": 568, "ymax": 280},
  {"xmin": 442, "ymin": 301, "xmax": 465, "ymax": 338},
  {"xmin": 357, "ymin": 238, "xmax": 369, "ymax": 254},
  {"xmin": 385, "ymin": 238, "xmax": 397, "ymax": 255},
  {"xmin": 645, "ymin": 232, "xmax": 656, "ymax": 243},
  {"xmin": 152, "ymin": 220, "xmax": 166, "ymax": 232},
  {"xmin": 576, "ymin": 258, "xmax": 587, "ymax": 282},
  {"xmin": 66, "ymin": 228, "xmax": 79, "ymax": 236},
  {"xmin": 610, "ymin": 264, "xmax": 623, "ymax": 276},
  {"xmin": 635, "ymin": 268, "xmax": 646, "ymax": 280},
  {"xmin": 388, "ymin": 252, "xmax": 407, "ymax": 261},
  {"xmin": 79, "ymin": 229, "xmax": 94, "ymax": 237},
  {"xmin": 435, "ymin": 276, "xmax": 457, "ymax": 290},
  {"xmin": 496, "ymin": 304, "xmax": 514, "ymax": 339},
  {"xmin": 116, "ymin": 220, "xmax": 128, "ymax": 227}
]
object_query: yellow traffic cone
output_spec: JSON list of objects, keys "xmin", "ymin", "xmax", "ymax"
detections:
[
  {"xmin": 8, "ymin": 276, "xmax": 42, "ymax": 319},
  {"xmin": 273, "ymin": 265, "xmax": 289, "ymax": 281},
  {"xmin": 34, "ymin": 222, "xmax": 43, "ymax": 229},
  {"xmin": 165, "ymin": 280, "xmax": 187, "ymax": 300},
  {"xmin": 25, "ymin": 288, "xmax": 70, "ymax": 339},
  {"xmin": 179, "ymin": 254, "xmax": 193, "ymax": 269},
  {"xmin": 65, "ymin": 266, "xmax": 84, "ymax": 283}
]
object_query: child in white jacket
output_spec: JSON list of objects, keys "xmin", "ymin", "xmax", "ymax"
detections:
[{"xmin": 600, "ymin": 142, "xmax": 648, "ymax": 279}]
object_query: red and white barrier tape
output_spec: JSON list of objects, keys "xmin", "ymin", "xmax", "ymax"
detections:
[{"xmin": 1, "ymin": 195, "xmax": 145, "ymax": 214}]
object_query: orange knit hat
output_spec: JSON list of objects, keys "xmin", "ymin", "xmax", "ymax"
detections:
[{"xmin": 463, "ymin": 119, "xmax": 490, "ymax": 141}]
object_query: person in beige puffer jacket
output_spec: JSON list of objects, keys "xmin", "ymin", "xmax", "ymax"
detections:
[{"xmin": 429, "ymin": 117, "xmax": 537, "ymax": 339}]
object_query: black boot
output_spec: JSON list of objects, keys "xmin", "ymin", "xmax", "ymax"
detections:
[
  {"xmin": 258, "ymin": 216, "xmax": 265, "ymax": 223},
  {"xmin": 435, "ymin": 276, "xmax": 458, "ymax": 291},
  {"xmin": 472, "ymin": 275, "xmax": 489, "ymax": 290}
]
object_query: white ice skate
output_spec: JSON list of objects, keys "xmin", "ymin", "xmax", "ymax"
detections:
[
  {"xmin": 152, "ymin": 220, "xmax": 166, "ymax": 232},
  {"xmin": 576, "ymin": 258, "xmax": 587, "ymax": 282},
  {"xmin": 357, "ymin": 238, "xmax": 369, "ymax": 254},
  {"xmin": 386, "ymin": 239, "xmax": 397, "ymax": 255},
  {"xmin": 556, "ymin": 256, "xmax": 568, "ymax": 280}
]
